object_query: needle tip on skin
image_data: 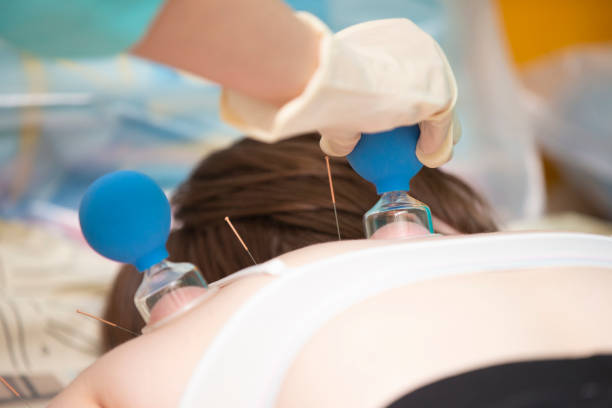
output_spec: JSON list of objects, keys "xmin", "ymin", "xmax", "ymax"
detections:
[{"xmin": 76, "ymin": 309, "xmax": 139, "ymax": 337}]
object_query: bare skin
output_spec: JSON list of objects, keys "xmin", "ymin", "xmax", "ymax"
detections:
[
  {"xmin": 48, "ymin": 274, "xmax": 276, "ymax": 408},
  {"xmin": 49, "ymin": 219, "xmax": 452, "ymax": 406},
  {"xmin": 277, "ymin": 266, "xmax": 612, "ymax": 408},
  {"xmin": 132, "ymin": 0, "xmax": 321, "ymax": 106},
  {"xmin": 49, "ymin": 236, "xmax": 612, "ymax": 408}
]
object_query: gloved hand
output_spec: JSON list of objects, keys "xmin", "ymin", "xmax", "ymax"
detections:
[{"xmin": 220, "ymin": 13, "xmax": 460, "ymax": 168}]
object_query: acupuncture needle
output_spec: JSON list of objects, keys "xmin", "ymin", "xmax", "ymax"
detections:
[
  {"xmin": 0, "ymin": 375, "xmax": 32, "ymax": 408},
  {"xmin": 76, "ymin": 309, "xmax": 139, "ymax": 337},
  {"xmin": 224, "ymin": 216, "xmax": 258, "ymax": 265},
  {"xmin": 325, "ymin": 156, "xmax": 342, "ymax": 240}
]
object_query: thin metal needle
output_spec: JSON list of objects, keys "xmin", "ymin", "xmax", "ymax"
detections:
[
  {"xmin": 325, "ymin": 156, "xmax": 341, "ymax": 241},
  {"xmin": 0, "ymin": 375, "xmax": 32, "ymax": 408},
  {"xmin": 76, "ymin": 309, "xmax": 139, "ymax": 337},
  {"xmin": 224, "ymin": 216, "xmax": 258, "ymax": 265}
]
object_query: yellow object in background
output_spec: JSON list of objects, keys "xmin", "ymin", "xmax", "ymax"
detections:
[
  {"xmin": 498, "ymin": 0, "xmax": 612, "ymax": 221},
  {"xmin": 497, "ymin": 0, "xmax": 612, "ymax": 65}
]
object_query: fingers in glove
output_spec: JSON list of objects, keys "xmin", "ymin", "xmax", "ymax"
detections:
[
  {"xmin": 319, "ymin": 130, "xmax": 361, "ymax": 157},
  {"xmin": 416, "ymin": 112, "xmax": 461, "ymax": 168}
]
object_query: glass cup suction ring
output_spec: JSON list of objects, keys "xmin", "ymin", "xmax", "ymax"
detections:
[
  {"xmin": 346, "ymin": 126, "xmax": 435, "ymax": 238},
  {"xmin": 79, "ymin": 170, "xmax": 209, "ymax": 328}
]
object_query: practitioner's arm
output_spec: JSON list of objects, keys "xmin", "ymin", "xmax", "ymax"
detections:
[{"xmin": 133, "ymin": 0, "xmax": 321, "ymax": 106}]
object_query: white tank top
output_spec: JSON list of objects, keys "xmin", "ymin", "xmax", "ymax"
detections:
[{"xmin": 181, "ymin": 232, "xmax": 612, "ymax": 408}]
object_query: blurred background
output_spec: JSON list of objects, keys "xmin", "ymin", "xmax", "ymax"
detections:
[
  {"xmin": 2, "ymin": 0, "xmax": 612, "ymax": 233},
  {"xmin": 0, "ymin": 0, "xmax": 611, "ymax": 405}
]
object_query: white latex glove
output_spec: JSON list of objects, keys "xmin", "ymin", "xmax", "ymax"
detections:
[{"xmin": 220, "ymin": 13, "xmax": 460, "ymax": 168}]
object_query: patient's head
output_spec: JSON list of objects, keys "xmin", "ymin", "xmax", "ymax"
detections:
[{"xmin": 103, "ymin": 134, "xmax": 497, "ymax": 350}]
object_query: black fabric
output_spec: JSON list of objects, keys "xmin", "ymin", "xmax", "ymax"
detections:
[{"xmin": 387, "ymin": 355, "xmax": 612, "ymax": 408}]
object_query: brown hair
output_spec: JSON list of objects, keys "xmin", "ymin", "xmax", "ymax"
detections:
[{"xmin": 102, "ymin": 134, "xmax": 497, "ymax": 350}]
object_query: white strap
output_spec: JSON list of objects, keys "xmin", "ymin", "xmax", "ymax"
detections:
[{"xmin": 181, "ymin": 232, "xmax": 612, "ymax": 408}]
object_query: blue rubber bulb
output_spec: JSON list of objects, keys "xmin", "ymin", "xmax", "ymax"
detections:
[
  {"xmin": 347, "ymin": 126, "xmax": 422, "ymax": 194},
  {"xmin": 79, "ymin": 170, "xmax": 171, "ymax": 272}
]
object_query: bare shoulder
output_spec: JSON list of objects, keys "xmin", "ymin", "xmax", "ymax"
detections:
[{"xmin": 52, "ymin": 273, "xmax": 276, "ymax": 408}]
